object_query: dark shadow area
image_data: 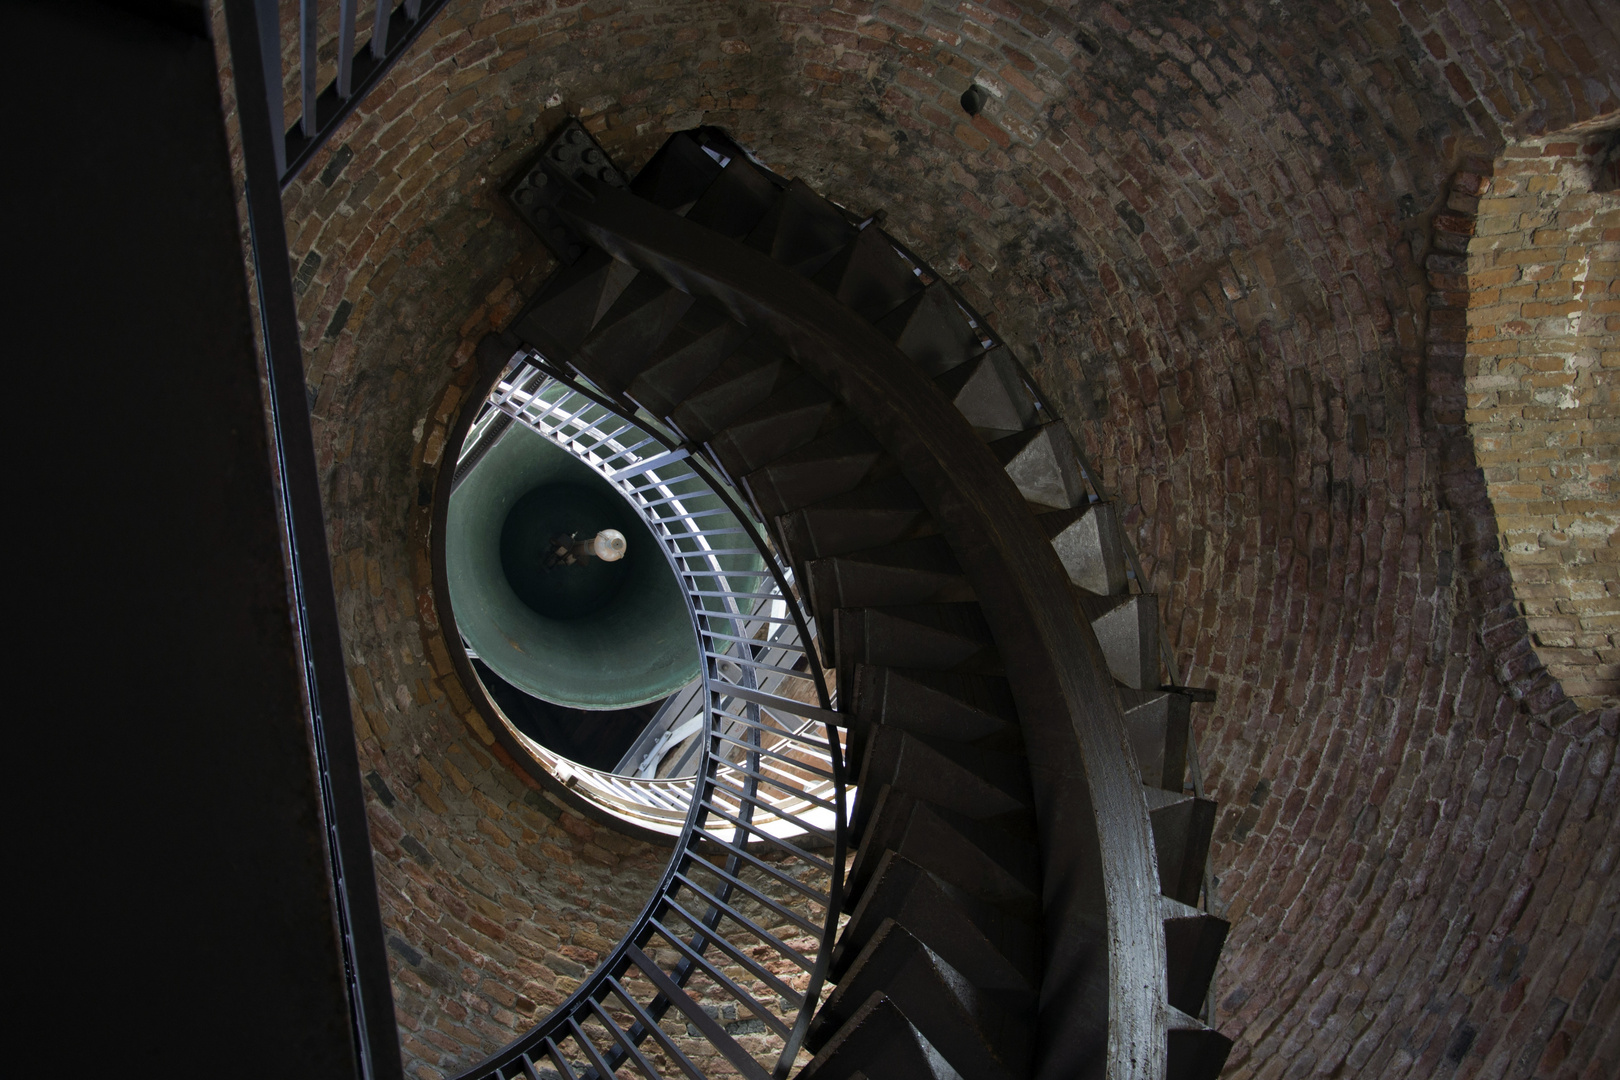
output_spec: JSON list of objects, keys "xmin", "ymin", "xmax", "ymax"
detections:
[
  {"xmin": 9, "ymin": 2, "xmax": 370, "ymax": 1074},
  {"xmin": 474, "ymin": 659, "xmax": 663, "ymax": 771}
]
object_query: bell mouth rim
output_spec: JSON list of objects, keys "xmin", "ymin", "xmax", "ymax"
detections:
[
  {"xmin": 431, "ymin": 358, "xmax": 776, "ymax": 835},
  {"xmin": 445, "ymin": 422, "xmax": 706, "ymax": 716}
]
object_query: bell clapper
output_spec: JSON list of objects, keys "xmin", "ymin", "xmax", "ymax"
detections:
[{"xmin": 543, "ymin": 528, "xmax": 626, "ymax": 569}]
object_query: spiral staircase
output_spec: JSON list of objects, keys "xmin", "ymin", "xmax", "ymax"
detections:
[{"xmin": 436, "ymin": 122, "xmax": 1234, "ymax": 1080}]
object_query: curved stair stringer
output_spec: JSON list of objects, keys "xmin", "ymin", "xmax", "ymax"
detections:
[{"xmin": 558, "ymin": 184, "xmax": 1170, "ymax": 1080}]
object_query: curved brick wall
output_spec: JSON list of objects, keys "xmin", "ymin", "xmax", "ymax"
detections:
[{"xmin": 227, "ymin": 1, "xmax": 1620, "ymax": 1077}]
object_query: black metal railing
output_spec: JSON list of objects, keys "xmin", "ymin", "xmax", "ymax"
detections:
[
  {"xmin": 239, "ymin": 0, "xmax": 454, "ymax": 186},
  {"xmin": 452, "ymin": 356, "xmax": 848, "ymax": 1080}
]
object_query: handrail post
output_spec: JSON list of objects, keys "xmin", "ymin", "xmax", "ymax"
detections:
[{"xmin": 251, "ymin": 0, "xmax": 286, "ymax": 177}]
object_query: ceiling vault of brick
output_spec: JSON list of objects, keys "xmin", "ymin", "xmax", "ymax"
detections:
[{"xmin": 219, "ymin": 1, "xmax": 1619, "ymax": 1077}]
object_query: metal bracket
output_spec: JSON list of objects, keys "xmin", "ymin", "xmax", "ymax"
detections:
[
  {"xmin": 504, "ymin": 118, "xmax": 630, "ymax": 264},
  {"xmin": 1162, "ymin": 684, "xmax": 1218, "ymax": 704}
]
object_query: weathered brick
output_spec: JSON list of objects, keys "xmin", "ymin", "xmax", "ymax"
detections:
[{"xmin": 224, "ymin": 2, "xmax": 1620, "ymax": 1077}]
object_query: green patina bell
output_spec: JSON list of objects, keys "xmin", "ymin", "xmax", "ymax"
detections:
[{"xmin": 446, "ymin": 421, "xmax": 706, "ymax": 711}]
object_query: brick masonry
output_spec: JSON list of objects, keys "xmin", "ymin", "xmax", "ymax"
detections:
[
  {"xmin": 207, "ymin": 1, "xmax": 1620, "ymax": 1077},
  {"xmin": 1448, "ymin": 134, "xmax": 1615, "ymax": 711}
]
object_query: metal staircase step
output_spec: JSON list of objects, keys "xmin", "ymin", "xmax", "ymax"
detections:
[
  {"xmin": 875, "ymin": 280, "xmax": 987, "ymax": 377},
  {"xmin": 849, "ymin": 664, "xmax": 1013, "ymax": 745},
  {"xmin": 853, "ymin": 725, "xmax": 1030, "ymax": 836},
  {"xmin": 510, "ymin": 248, "xmax": 638, "ymax": 357},
  {"xmin": 685, "ymin": 155, "xmax": 781, "ymax": 239},
  {"xmin": 845, "ymin": 788, "xmax": 1039, "ymax": 909},
  {"xmin": 831, "ymin": 851, "xmax": 1038, "ymax": 994},
  {"xmin": 989, "ymin": 422, "xmax": 1088, "ymax": 510},
  {"xmin": 808, "ymin": 921, "xmax": 1030, "ymax": 1080},
  {"xmin": 833, "ymin": 605, "xmax": 995, "ymax": 687},
  {"xmin": 813, "ymin": 225, "xmax": 925, "ymax": 322},
  {"xmin": 805, "ymin": 560, "xmax": 973, "ymax": 620},
  {"xmin": 797, "ymin": 992, "xmax": 961, "ymax": 1080},
  {"xmin": 1119, "ymin": 687, "xmax": 1191, "ymax": 792},
  {"xmin": 706, "ymin": 374, "xmax": 840, "ymax": 478},
  {"xmin": 1163, "ymin": 905, "xmax": 1229, "ymax": 1016},
  {"xmin": 805, "ymin": 536, "xmax": 973, "ymax": 618},
  {"xmin": 669, "ymin": 347, "xmax": 790, "ymax": 441},
  {"xmin": 775, "ymin": 474, "xmax": 931, "ymax": 567},
  {"xmin": 742, "ymin": 423, "xmax": 887, "ymax": 517},
  {"xmin": 745, "ymin": 177, "xmax": 858, "ymax": 276},
  {"xmin": 934, "ymin": 345, "xmax": 1038, "ymax": 438},
  {"xmin": 1145, "ymin": 786, "xmax": 1217, "ymax": 907},
  {"xmin": 629, "ymin": 130, "xmax": 725, "ymax": 212},
  {"xmin": 1039, "ymin": 501, "xmax": 1127, "ymax": 595},
  {"xmin": 623, "ymin": 303, "xmax": 752, "ymax": 418},
  {"xmin": 1077, "ymin": 590, "xmax": 1160, "ymax": 690},
  {"xmin": 812, "ymin": 532, "xmax": 961, "ymax": 576},
  {"xmin": 572, "ymin": 276, "xmax": 695, "ymax": 395}
]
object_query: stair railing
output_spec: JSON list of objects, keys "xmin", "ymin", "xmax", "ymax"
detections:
[
  {"xmin": 233, "ymin": 0, "xmax": 455, "ymax": 186},
  {"xmin": 452, "ymin": 356, "xmax": 848, "ymax": 1080}
]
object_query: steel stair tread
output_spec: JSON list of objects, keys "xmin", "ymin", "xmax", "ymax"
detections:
[
  {"xmin": 845, "ymin": 786, "xmax": 1039, "ymax": 910},
  {"xmin": 812, "ymin": 225, "xmax": 926, "ymax": 323},
  {"xmin": 742, "ymin": 423, "xmax": 890, "ymax": 518},
  {"xmin": 668, "ymin": 347, "xmax": 791, "ymax": 442},
  {"xmin": 849, "ymin": 663, "xmax": 1015, "ymax": 744},
  {"xmin": 622, "ymin": 302, "xmax": 753, "ymax": 418},
  {"xmin": 833, "ymin": 605, "xmax": 1001, "ymax": 693},
  {"xmin": 988, "ymin": 422, "xmax": 1089, "ymax": 511},
  {"xmin": 875, "ymin": 280, "xmax": 988, "ymax": 378},
  {"xmin": 1038, "ymin": 501, "xmax": 1128, "ymax": 596},
  {"xmin": 934, "ymin": 345, "xmax": 1039, "ymax": 438},
  {"xmin": 683, "ymin": 154, "xmax": 782, "ymax": 239},
  {"xmin": 1163, "ymin": 909, "xmax": 1229, "ymax": 1017},
  {"xmin": 510, "ymin": 247, "xmax": 638, "ymax": 358},
  {"xmin": 1075, "ymin": 589, "xmax": 1160, "ymax": 691},
  {"xmin": 1145, "ymin": 785, "xmax": 1217, "ymax": 907},
  {"xmin": 1119, "ymin": 687, "xmax": 1192, "ymax": 793},
  {"xmin": 706, "ymin": 373, "xmax": 841, "ymax": 478},
  {"xmin": 775, "ymin": 474, "xmax": 934, "ymax": 569},
  {"xmin": 629, "ymin": 129, "xmax": 726, "ymax": 211},
  {"xmin": 852, "ymin": 723, "xmax": 1031, "ymax": 836},
  {"xmin": 805, "ymin": 549, "xmax": 973, "ymax": 621},
  {"xmin": 572, "ymin": 276, "xmax": 696, "ymax": 396},
  {"xmin": 808, "ymin": 920, "xmax": 1030, "ymax": 1080},
  {"xmin": 830, "ymin": 850, "xmax": 1039, "ymax": 994},
  {"xmin": 797, "ymin": 992, "xmax": 962, "ymax": 1080},
  {"xmin": 745, "ymin": 176, "xmax": 860, "ymax": 277}
]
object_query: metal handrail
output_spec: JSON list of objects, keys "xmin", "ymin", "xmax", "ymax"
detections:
[
  {"xmin": 222, "ymin": 5, "xmax": 409, "ymax": 1076},
  {"xmin": 452, "ymin": 357, "xmax": 848, "ymax": 1080}
]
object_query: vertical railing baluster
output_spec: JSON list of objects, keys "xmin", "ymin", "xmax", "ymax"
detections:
[
  {"xmin": 370, "ymin": 0, "xmax": 390, "ymax": 60},
  {"xmin": 299, "ymin": 0, "xmax": 318, "ymax": 137},
  {"xmin": 252, "ymin": 0, "xmax": 287, "ymax": 178},
  {"xmin": 337, "ymin": 0, "xmax": 359, "ymax": 97}
]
